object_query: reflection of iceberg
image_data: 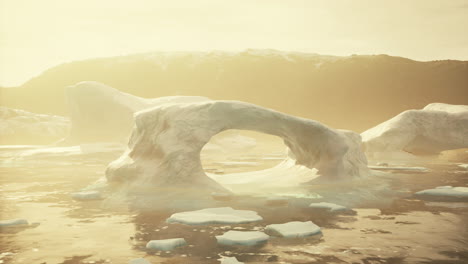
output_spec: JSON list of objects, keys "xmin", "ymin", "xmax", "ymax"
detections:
[
  {"xmin": 362, "ymin": 103, "xmax": 468, "ymax": 160},
  {"xmin": 106, "ymin": 100, "xmax": 369, "ymax": 194}
]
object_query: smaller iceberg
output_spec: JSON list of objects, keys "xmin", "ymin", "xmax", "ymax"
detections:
[{"xmin": 146, "ymin": 238, "xmax": 187, "ymax": 251}]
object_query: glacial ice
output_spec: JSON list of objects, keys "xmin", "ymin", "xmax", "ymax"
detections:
[
  {"xmin": 145, "ymin": 238, "xmax": 187, "ymax": 251},
  {"xmin": 106, "ymin": 100, "xmax": 369, "ymax": 193},
  {"xmin": 308, "ymin": 202, "xmax": 349, "ymax": 212},
  {"xmin": 362, "ymin": 103, "xmax": 468, "ymax": 159},
  {"xmin": 216, "ymin": 231, "xmax": 269, "ymax": 246},
  {"xmin": 458, "ymin": 164, "xmax": 468, "ymax": 170},
  {"xmin": 415, "ymin": 186, "xmax": 468, "ymax": 199},
  {"xmin": 265, "ymin": 221, "xmax": 322, "ymax": 238},
  {"xmin": 0, "ymin": 219, "xmax": 29, "ymax": 227},
  {"xmin": 166, "ymin": 207, "xmax": 263, "ymax": 225}
]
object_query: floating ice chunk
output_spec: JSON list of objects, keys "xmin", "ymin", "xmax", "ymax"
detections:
[
  {"xmin": 216, "ymin": 231, "xmax": 269, "ymax": 246},
  {"xmin": 0, "ymin": 218, "xmax": 29, "ymax": 227},
  {"xmin": 309, "ymin": 202, "xmax": 349, "ymax": 212},
  {"xmin": 415, "ymin": 186, "xmax": 468, "ymax": 199},
  {"xmin": 458, "ymin": 164, "xmax": 468, "ymax": 170},
  {"xmin": 129, "ymin": 258, "xmax": 152, "ymax": 264},
  {"xmin": 265, "ymin": 221, "xmax": 322, "ymax": 238},
  {"xmin": 166, "ymin": 207, "xmax": 263, "ymax": 225},
  {"xmin": 71, "ymin": 190, "xmax": 102, "ymax": 200},
  {"xmin": 146, "ymin": 238, "xmax": 187, "ymax": 251},
  {"xmin": 219, "ymin": 256, "xmax": 244, "ymax": 264}
]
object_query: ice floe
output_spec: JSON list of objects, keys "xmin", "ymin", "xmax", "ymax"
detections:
[
  {"xmin": 265, "ymin": 221, "xmax": 322, "ymax": 238},
  {"xmin": 0, "ymin": 218, "xmax": 29, "ymax": 227},
  {"xmin": 219, "ymin": 256, "xmax": 244, "ymax": 264},
  {"xmin": 216, "ymin": 231, "xmax": 269, "ymax": 246},
  {"xmin": 129, "ymin": 258, "xmax": 151, "ymax": 264},
  {"xmin": 309, "ymin": 202, "xmax": 349, "ymax": 212},
  {"xmin": 415, "ymin": 186, "xmax": 468, "ymax": 200},
  {"xmin": 146, "ymin": 238, "xmax": 187, "ymax": 251},
  {"xmin": 166, "ymin": 207, "xmax": 263, "ymax": 225}
]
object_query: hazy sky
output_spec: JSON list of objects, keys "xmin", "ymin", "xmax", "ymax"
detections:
[{"xmin": 1, "ymin": 0, "xmax": 468, "ymax": 86}]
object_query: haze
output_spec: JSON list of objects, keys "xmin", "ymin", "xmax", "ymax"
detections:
[{"xmin": 1, "ymin": 0, "xmax": 468, "ymax": 87}]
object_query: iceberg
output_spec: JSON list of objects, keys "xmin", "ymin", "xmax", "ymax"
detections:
[
  {"xmin": 0, "ymin": 107, "xmax": 69, "ymax": 145},
  {"xmin": 362, "ymin": 103, "xmax": 468, "ymax": 159},
  {"xmin": 216, "ymin": 231, "xmax": 269, "ymax": 246},
  {"xmin": 145, "ymin": 238, "xmax": 187, "ymax": 251},
  {"xmin": 265, "ymin": 221, "xmax": 322, "ymax": 238},
  {"xmin": 166, "ymin": 207, "xmax": 263, "ymax": 225},
  {"xmin": 62, "ymin": 81, "xmax": 209, "ymax": 144},
  {"xmin": 106, "ymin": 100, "xmax": 369, "ymax": 194}
]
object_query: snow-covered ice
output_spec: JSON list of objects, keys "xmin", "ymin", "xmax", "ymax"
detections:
[
  {"xmin": 166, "ymin": 207, "xmax": 263, "ymax": 225},
  {"xmin": 309, "ymin": 202, "xmax": 349, "ymax": 212},
  {"xmin": 146, "ymin": 238, "xmax": 187, "ymax": 251},
  {"xmin": 265, "ymin": 221, "xmax": 322, "ymax": 238},
  {"xmin": 129, "ymin": 258, "xmax": 151, "ymax": 264},
  {"xmin": 415, "ymin": 186, "xmax": 468, "ymax": 199},
  {"xmin": 216, "ymin": 231, "xmax": 269, "ymax": 246},
  {"xmin": 71, "ymin": 190, "xmax": 103, "ymax": 200},
  {"xmin": 362, "ymin": 103, "xmax": 468, "ymax": 159},
  {"xmin": 0, "ymin": 219, "xmax": 29, "ymax": 227}
]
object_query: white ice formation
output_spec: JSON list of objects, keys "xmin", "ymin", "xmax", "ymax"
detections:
[
  {"xmin": 0, "ymin": 107, "xmax": 69, "ymax": 144},
  {"xmin": 62, "ymin": 81, "xmax": 209, "ymax": 144},
  {"xmin": 145, "ymin": 238, "xmax": 187, "ymax": 251},
  {"xmin": 415, "ymin": 186, "xmax": 468, "ymax": 200},
  {"xmin": 106, "ymin": 100, "xmax": 369, "ymax": 193},
  {"xmin": 216, "ymin": 231, "xmax": 269, "ymax": 246},
  {"xmin": 362, "ymin": 103, "xmax": 468, "ymax": 159},
  {"xmin": 166, "ymin": 207, "xmax": 263, "ymax": 225},
  {"xmin": 308, "ymin": 202, "xmax": 349, "ymax": 212},
  {"xmin": 219, "ymin": 256, "xmax": 244, "ymax": 264},
  {"xmin": 265, "ymin": 221, "xmax": 322, "ymax": 238}
]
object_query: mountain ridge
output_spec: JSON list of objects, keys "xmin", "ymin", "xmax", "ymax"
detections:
[{"xmin": 1, "ymin": 49, "xmax": 467, "ymax": 132}]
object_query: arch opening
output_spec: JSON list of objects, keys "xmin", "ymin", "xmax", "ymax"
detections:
[{"xmin": 200, "ymin": 129, "xmax": 287, "ymax": 175}]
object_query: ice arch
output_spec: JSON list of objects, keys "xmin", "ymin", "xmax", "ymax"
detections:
[{"xmin": 106, "ymin": 101, "xmax": 369, "ymax": 193}]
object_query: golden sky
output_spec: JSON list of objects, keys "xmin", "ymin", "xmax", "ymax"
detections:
[{"xmin": 1, "ymin": 0, "xmax": 468, "ymax": 86}]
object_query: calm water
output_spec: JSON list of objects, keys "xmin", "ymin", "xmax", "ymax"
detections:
[{"xmin": 0, "ymin": 147, "xmax": 467, "ymax": 264}]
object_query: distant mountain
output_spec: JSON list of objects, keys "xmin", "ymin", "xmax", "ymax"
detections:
[{"xmin": 1, "ymin": 49, "xmax": 467, "ymax": 132}]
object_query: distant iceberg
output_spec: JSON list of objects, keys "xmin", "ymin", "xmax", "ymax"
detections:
[{"xmin": 362, "ymin": 103, "xmax": 468, "ymax": 160}]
